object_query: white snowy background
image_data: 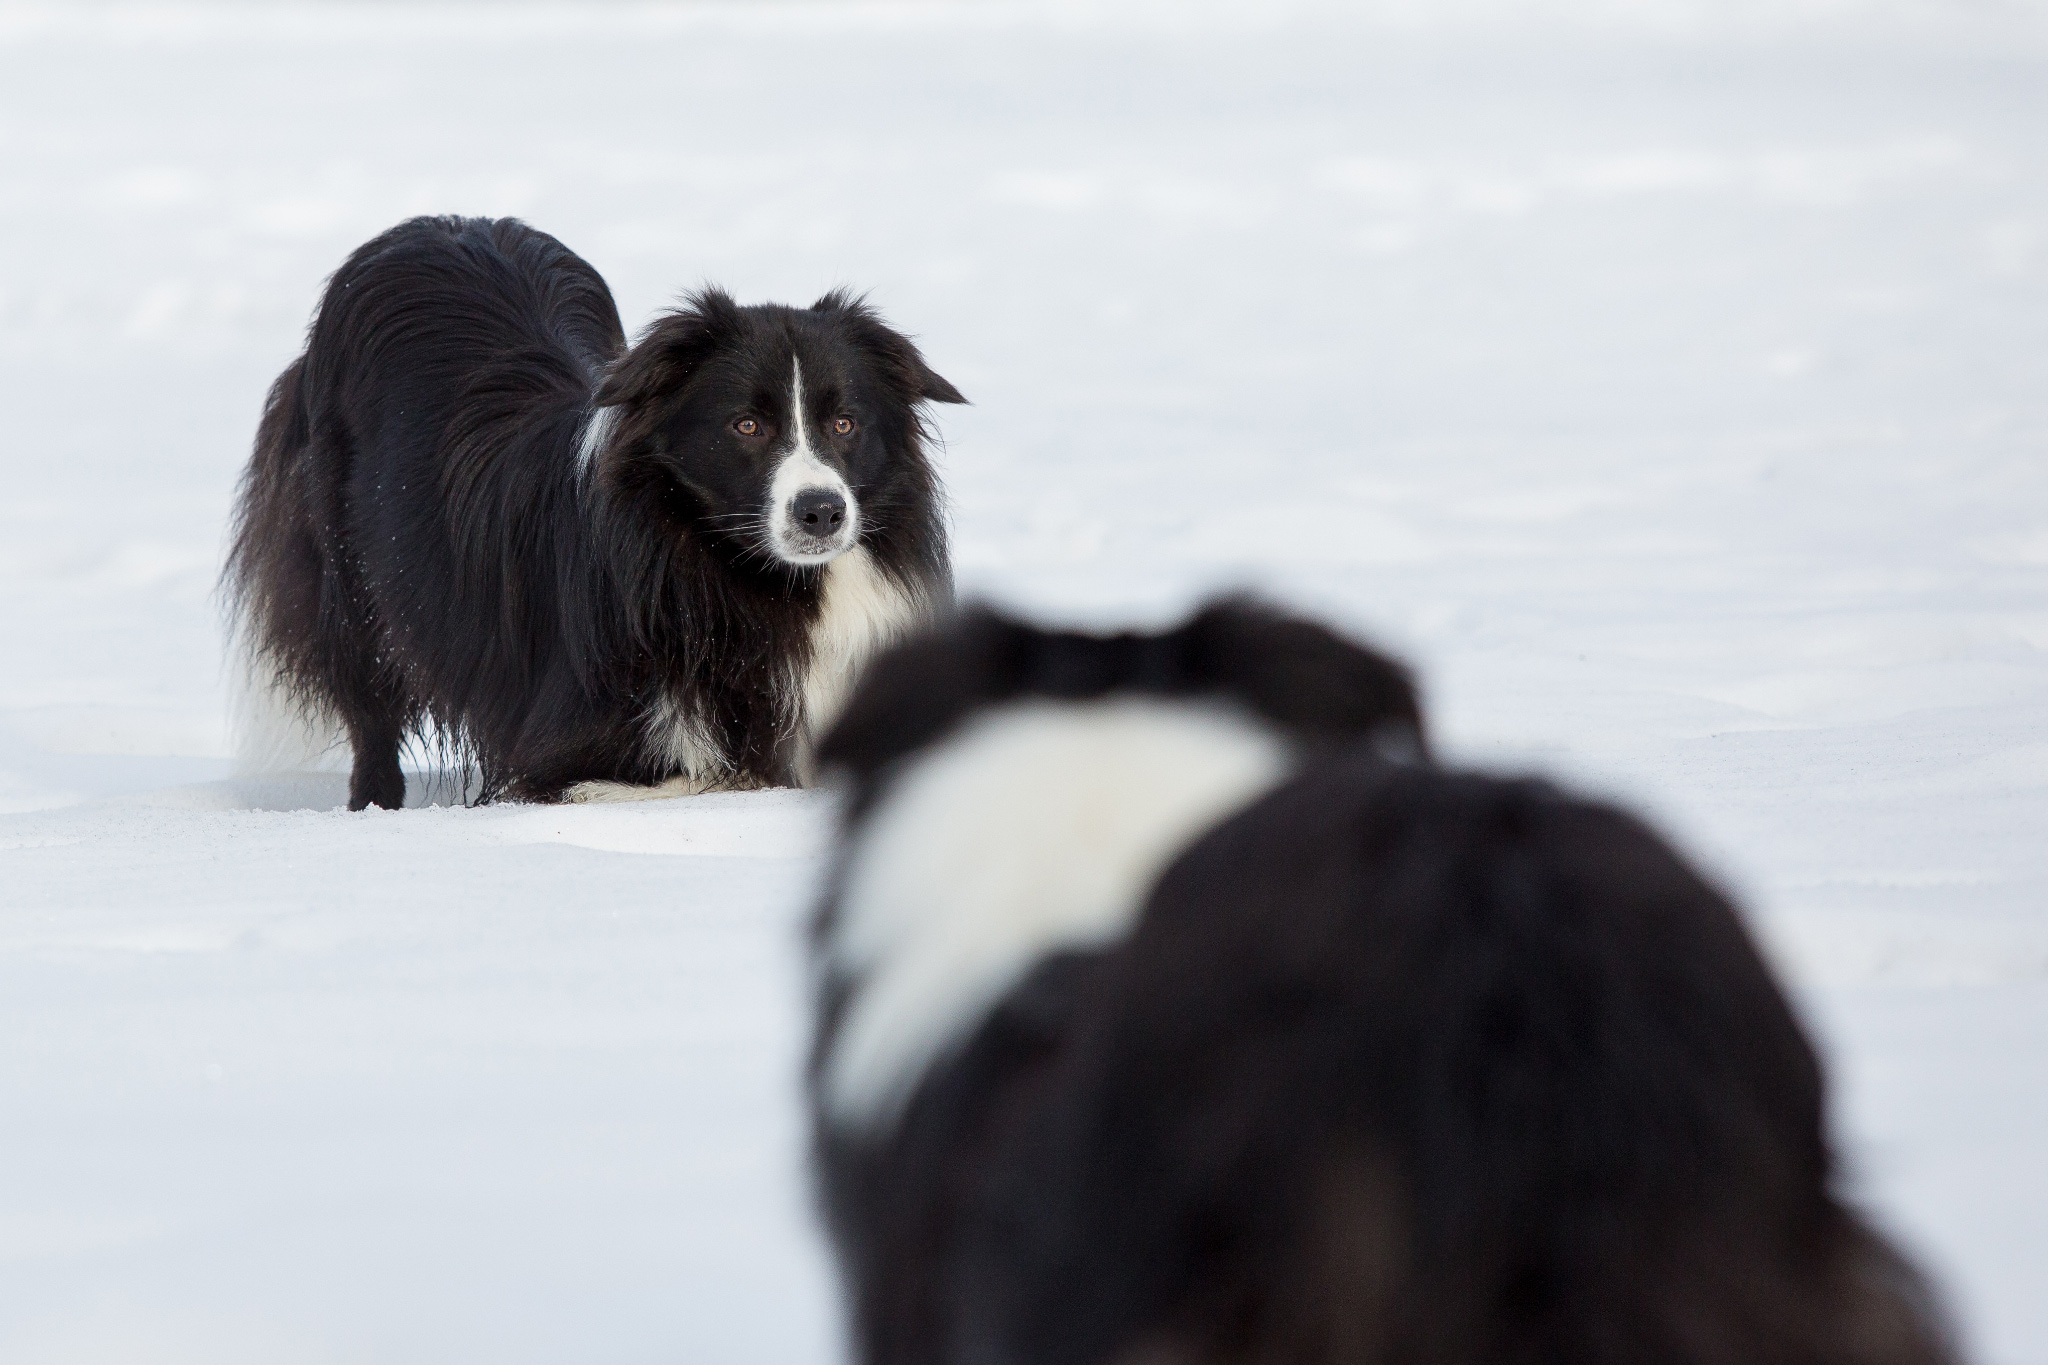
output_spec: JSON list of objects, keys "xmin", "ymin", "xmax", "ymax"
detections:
[{"xmin": 0, "ymin": 1, "xmax": 2043, "ymax": 1361}]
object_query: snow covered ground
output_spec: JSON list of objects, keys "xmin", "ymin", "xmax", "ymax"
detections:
[{"xmin": 1, "ymin": 1, "xmax": 2044, "ymax": 1360}]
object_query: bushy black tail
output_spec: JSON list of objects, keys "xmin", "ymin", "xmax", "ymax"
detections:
[{"xmin": 221, "ymin": 356, "xmax": 344, "ymax": 773}]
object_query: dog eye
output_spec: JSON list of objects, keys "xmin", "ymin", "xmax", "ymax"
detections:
[
  {"xmin": 734, "ymin": 417, "xmax": 761, "ymax": 437},
  {"xmin": 833, "ymin": 417, "xmax": 855, "ymax": 436}
]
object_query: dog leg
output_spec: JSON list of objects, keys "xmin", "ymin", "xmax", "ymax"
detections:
[{"xmin": 346, "ymin": 721, "xmax": 406, "ymax": 812}]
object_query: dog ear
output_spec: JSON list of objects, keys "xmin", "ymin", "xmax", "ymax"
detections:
[
  {"xmin": 590, "ymin": 288, "xmax": 740, "ymax": 466},
  {"xmin": 913, "ymin": 362, "xmax": 968, "ymax": 406},
  {"xmin": 1183, "ymin": 596, "xmax": 1427, "ymax": 756},
  {"xmin": 597, "ymin": 287, "xmax": 740, "ymax": 414},
  {"xmin": 815, "ymin": 289, "xmax": 968, "ymax": 406}
]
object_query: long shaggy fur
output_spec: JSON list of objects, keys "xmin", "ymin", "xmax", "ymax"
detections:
[
  {"xmin": 224, "ymin": 214, "xmax": 960, "ymax": 809},
  {"xmin": 805, "ymin": 600, "xmax": 1957, "ymax": 1365}
]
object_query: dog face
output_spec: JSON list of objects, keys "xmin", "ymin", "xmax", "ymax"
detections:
[{"xmin": 594, "ymin": 288, "xmax": 964, "ymax": 568}]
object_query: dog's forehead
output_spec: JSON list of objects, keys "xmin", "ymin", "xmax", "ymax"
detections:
[
  {"xmin": 724, "ymin": 306, "xmax": 868, "ymax": 390},
  {"xmin": 791, "ymin": 323, "xmax": 873, "ymax": 400}
]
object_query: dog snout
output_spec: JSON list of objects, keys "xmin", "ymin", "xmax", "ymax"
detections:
[{"xmin": 791, "ymin": 488, "xmax": 848, "ymax": 538}]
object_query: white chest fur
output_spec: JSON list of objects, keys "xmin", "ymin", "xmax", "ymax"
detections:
[
  {"xmin": 572, "ymin": 546, "xmax": 925, "ymax": 805},
  {"xmin": 796, "ymin": 546, "xmax": 929, "ymax": 777}
]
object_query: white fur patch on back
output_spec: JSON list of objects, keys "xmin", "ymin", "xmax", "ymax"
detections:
[
  {"xmin": 796, "ymin": 546, "xmax": 927, "ymax": 781},
  {"xmin": 821, "ymin": 697, "xmax": 1289, "ymax": 1129}
]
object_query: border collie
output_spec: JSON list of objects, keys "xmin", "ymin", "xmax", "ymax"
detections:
[
  {"xmin": 224, "ymin": 215, "xmax": 962, "ymax": 809},
  {"xmin": 806, "ymin": 600, "xmax": 1955, "ymax": 1365}
]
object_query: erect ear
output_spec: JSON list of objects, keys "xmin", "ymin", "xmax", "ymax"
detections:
[
  {"xmin": 814, "ymin": 289, "xmax": 968, "ymax": 406},
  {"xmin": 1185, "ymin": 595, "xmax": 1427, "ymax": 756},
  {"xmin": 597, "ymin": 287, "xmax": 740, "ymax": 414},
  {"xmin": 589, "ymin": 288, "xmax": 739, "ymax": 470},
  {"xmin": 912, "ymin": 360, "xmax": 968, "ymax": 406}
]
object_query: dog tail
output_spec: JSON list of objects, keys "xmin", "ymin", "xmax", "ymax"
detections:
[
  {"xmin": 221, "ymin": 356, "xmax": 347, "ymax": 775},
  {"xmin": 225, "ymin": 619, "xmax": 347, "ymax": 776}
]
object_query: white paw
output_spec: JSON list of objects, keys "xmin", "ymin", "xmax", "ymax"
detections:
[{"xmin": 560, "ymin": 775, "xmax": 710, "ymax": 804}]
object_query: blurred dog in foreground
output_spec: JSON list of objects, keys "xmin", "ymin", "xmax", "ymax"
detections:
[{"xmin": 806, "ymin": 598, "xmax": 1955, "ymax": 1365}]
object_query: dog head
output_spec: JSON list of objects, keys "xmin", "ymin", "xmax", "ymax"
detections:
[
  {"xmin": 811, "ymin": 596, "xmax": 1426, "ymax": 1127},
  {"xmin": 819, "ymin": 595, "xmax": 1426, "ymax": 803},
  {"xmin": 590, "ymin": 287, "xmax": 964, "ymax": 568}
]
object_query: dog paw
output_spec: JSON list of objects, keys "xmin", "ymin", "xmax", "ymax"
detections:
[{"xmin": 561, "ymin": 775, "xmax": 709, "ymax": 804}]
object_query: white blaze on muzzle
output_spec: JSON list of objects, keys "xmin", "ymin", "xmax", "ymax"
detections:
[{"xmin": 768, "ymin": 357, "xmax": 859, "ymax": 565}]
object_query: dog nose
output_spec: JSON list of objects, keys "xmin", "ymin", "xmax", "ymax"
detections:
[{"xmin": 792, "ymin": 488, "xmax": 847, "ymax": 537}]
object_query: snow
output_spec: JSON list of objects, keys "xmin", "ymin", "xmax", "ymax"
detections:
[{"xmin": 1, "ymin": 1, "xmax": 2044, "ymax": 1360}]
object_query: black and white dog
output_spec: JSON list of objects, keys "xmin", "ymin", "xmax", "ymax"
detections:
[
  {"xmin": 807, "ymin": 600, "xmax": 1955, "ymax": 1365},
  {"xmin": 225, "ymin": 215, "xmax": 962, "ymax": 809}
]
